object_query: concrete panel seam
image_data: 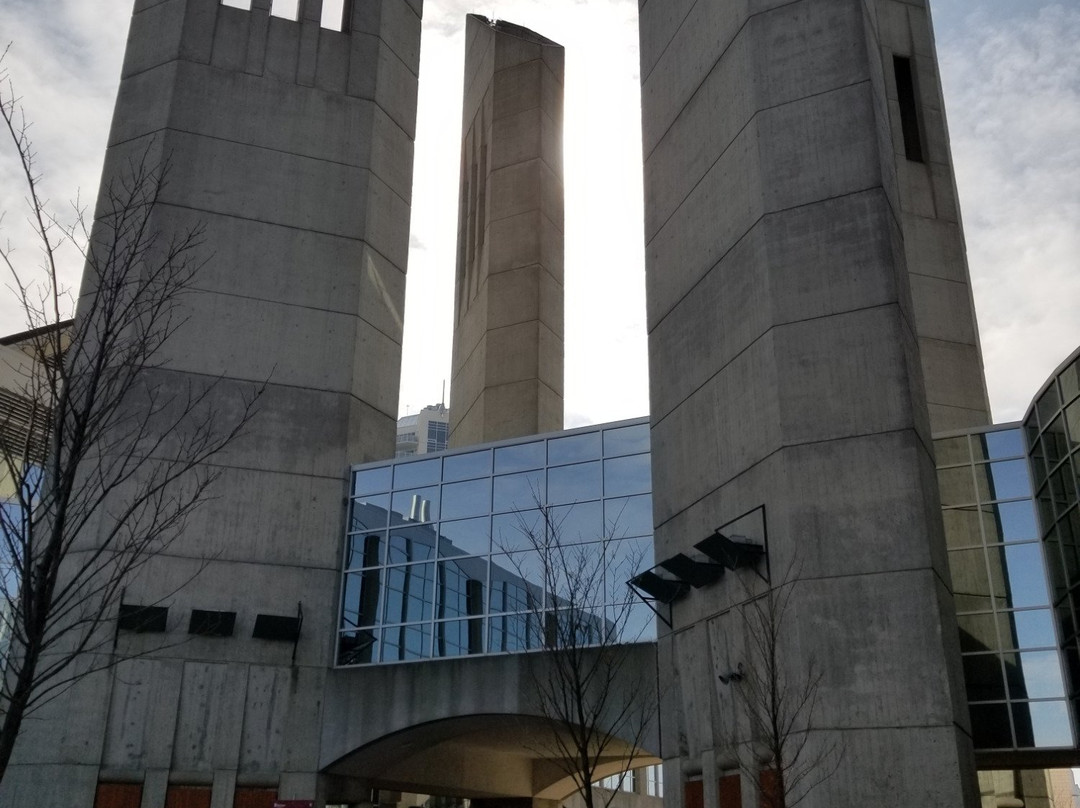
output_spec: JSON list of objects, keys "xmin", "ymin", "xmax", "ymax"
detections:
[
  {"xmin": 115, "ymin": 548, "xmax": 341, "ymax": 574},
  {"xmin": 642, "ymin": 0, "xmax": 803, "ymax": 160},
  {"xmin": 646, "ymin": 78, "xmax": 873, "ymax": 243},
  {"xmin": 486, "ymin": 206, "xmax": 564, "ymax": 238}
]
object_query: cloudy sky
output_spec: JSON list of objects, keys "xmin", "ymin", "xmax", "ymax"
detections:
[{"xmin": 0, "ymin": 0, "xmax": 1077, "ymax": 427}]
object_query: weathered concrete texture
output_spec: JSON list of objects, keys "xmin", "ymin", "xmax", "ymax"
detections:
[
  {"xmin": 2, "ymin": 1, "xmax": 422, "ymax": 806},
  {"xmin": 639, "ymin": 0, "xmax": 983, "ymax": 805},
  {"xmin": 448, "ymin": 15, "xmax": 565, "ymax": 448}
]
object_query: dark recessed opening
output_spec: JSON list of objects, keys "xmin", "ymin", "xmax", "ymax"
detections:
[
  {"xmin": 893, "ymin": 55, "xmax": 925, "ymax": 163},
  {"xmin": 118, "ymin": 604, "xmax": 168, "ymax": 633},
  {"xmin": 188, "ymin": 609, "xmax": 237, "ymax": 637},
  {"xmin": 252, "ymin": 613, "xmax": 302, "ymax": 642}
]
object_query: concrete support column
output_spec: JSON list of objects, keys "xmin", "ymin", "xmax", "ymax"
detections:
[
  {"xmin": 210, "ymin": 771, "xmax": 237, "ymax": 808},
  {"xmin": 141, "ymin": 770, "xmax": 168, "ymax": 808}
]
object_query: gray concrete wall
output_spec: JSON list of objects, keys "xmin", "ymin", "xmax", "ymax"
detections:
[
  {"xmin": 448, "ymin": 15, "xmax": 564, "ymax": 449},
  {"xmin": 639, "ymin": 0, "xmax": 982, "ymax": 805},
  {"xmin": 1, "ymin": 1, "xmax": 422, "ymax": 805}
]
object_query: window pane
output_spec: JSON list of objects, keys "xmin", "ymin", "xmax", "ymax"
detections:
[
  {"xmin": 394, "ymin": 458, "xmax": 441, "ymax": 488},
  {"xmin": 993, "ymin": 500, "xmax": 1038, "ymax": 543},
  {"xmin": 443, "ymin": 449, "xmax": 492, "ymax": 481},
  {"xmin": 957, "ymin": 613, "xmax": 999, "ymax": 653},
  {"xmin": 938, "ymin": 466, "xmax": 976, "ymax": 506},
  {"xmin": 986, "ymin": 460, "xmax": 1032, "ymax": 501},
  {"xmin": 603, "ymin": 423, "xmax": 649, "ymax": 457},
  {"xmin": 605, "ymin": 494, "xmax": 653, "ymax": 539},
  {"xmin": 270, "ymin": 0, "xmax": 299, "ymax": 18},
  {"xmin": 387, "ymin": 524, "xmax": 436, "ymax": 564},
  {"xmin": 338, "ymin": 628, "xmax": 378, "ymax": 665},
  {"xmin": 494, "ymin": 441, "xmax": 544, "ymax": 473},
  {"xmin": 607, "ymin": 536, "xmax": 654, "ymax": 588},
  {"xmin": 488, "ymin": 612, "xmax": 541, "ymax": 652},
  {"xmin": 969, "ymin": 702, "xmax": 1011, "ymax": 748},
  {"xmin": 1004, "ymin": 544, "xmax": 1050, "ymax": 608},
  {"xmin": 383, "ymin": 563, "xmax": 435, "ymax": 623},
  {"xmin": 1043, "ymin": 416, "xmax": 1069, "ymax": 468},
  {"xmin": 1065, "ymin": 399, "xmax": 1080, "ymax": 451},
  {"xmin": 1005, "ymin": 650, "xmax": 1066, "ymax": 699},
  {"xmin": 1006, "ymin": 608, "xmax": 1057, "ymax": 650},
  {"xmin": 979, "ymin": 429, "xmax": 1026, "ymax": 461},
  {"xmin": 380, "ymin": 623, "xmax": 431, "ymax": 662},
  {"xmin": 548, "ymin": 461, "xmax": 602, "ymax": 505},
  {"xmin": 438, "ymin": 517, "xmax": 491, "ymax": 557},
  {"xmin": 942, "ymin": 508, "xmax": 983, "ymax": 549},
  {"xmin": 491, "ymin": 509, "xmax": 543, "ymax": 552},
  {"xmin": 350, "ymin": 496, "xmax": 389, "ymax": 531},
  {"xmin": 493, "ymin": 470, "xmax": 544, "ymax": 513},
  {"xmin": 354, "ymin": 466, "xmax": 391, "ymax": 496},
  {"xmin": 550, "ymin": 500, "xmax": 603, "ymax": 544},
  {"xmin": 617, "ymin": 602, "xmax": 656, "ymax": 643},
  {"xmin": 391, "ymin": 486, "xmax": 440, "ymax": 523},
  {"xmin": 442, "ymin": 478, "xmax": 491, "ymax": 520},
  {"xmin": 947, "ymin": 547, "xmax": 988, "ymax": 599},
  {"xmin": 549, "ymin": 431, "xmax": 601, "ymax": 465},
  {"xmin": 934, "ymin": 435, "xmax": 970, "ymax": 466},
  {"xmin": 604, "ymin": 454, "xmax": 651, "ymax": 497},
  {"xmin": 434, "ymin": 617, "xmax": 485, "ymax": 657},
  {"xmin": 489, "ymin": 551, "xmax": 543, "ymax": 613},
  {"xmin": 1061, "ymin": 358, "xmax": 1080, "ymax": 404},
  {"xmin": 345, "ymin": 531, "xmax": 385, "ymax": 569},
  {"xmin": 1026, "ymin": 700, "xmax": 1074, "ymax": 748},
  {"xmin": 1038, "ymin": 384, "xmax": 1063, "ymax": 429},
  {"xmin": 320, "ymin": 0, "xmax": 346, "ymax": 30},
  {"xmin": 436, "ymin": 559, "xmax": 487, "ymax": 620},
  {"xmin": 341, "ymin": 569, "xmax": 382, "ymax": 629},
  {"xmin": 963, "ymin": 653, "xmax": 1006, "ymax": 701}
]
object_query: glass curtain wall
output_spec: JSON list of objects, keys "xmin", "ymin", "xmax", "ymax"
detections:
[{"xmin": 338, "ymin": 419, "xmax": 655, "ymax": 666}]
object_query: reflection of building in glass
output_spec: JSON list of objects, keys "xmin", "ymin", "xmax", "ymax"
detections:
[
  {"xmin": 339, "ymin": 418, "xmax": 655, "ymax": 666},
  {"xmin": 396, "ymin": 403, "xmax": 450, "ymax": 457}
]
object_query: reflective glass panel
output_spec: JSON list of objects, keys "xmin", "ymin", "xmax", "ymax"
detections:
[
  {"xmin": 441, "ymin": 478, "xmax": 491, "ymax": 520},
  {"xmin": 381, "ymin": 623, "xmax": 431, "ymax": 662},
  {"xmin": 1038, "ymin": 384, "xmax": 1063, "ymax": 429},
  {"xmin": 948, "ymin": 547, "xmax": 989, "ymax": 597},
  {"xmin": 434, "ymin": 617, "xmax": 485, "ymax": 657},
  {"xmin": 934, "ymin": 435, "xmax": 970, "ymax": 466},
  {"xmin": 1044, "ymin": 416, "xmax": 1069, "ymax": 468},
  {"xmin": 1026, "ymin": 700, "xmax": 1074, "ymax": 747},
  {"xmin": 491, "ymin": 509, "xmax": 543, "ymax": 553},
  {"xmin": 394, "ymin": 458, "xmax": 441, "ymax": 488},
  {"xmin": 605, "ymin": 494, "xmax": 653, "ymax": 539},
  {"xmin": 443, "ymin": 449, "xmax": 492, "ymax": 482},
  {"xmin": 341, "ymin": 569, "xmax": 382, "ymax": 628},
  {"xmin": 493, "ymin": 470, "xmax": 545, "ymax": 513},
  {"xmin": 986, "ymin": 460, "xmax": 1032, "ymax": 501},
  {"xmin": 943, "ymin": 509, "xmax": 983, "ymax": 549},
  {"xmin": 338, "ymin": 629, "xmax": 379, "ymax": 665},
  {"xmin": 350, "ymin": 497, "xmax": 390, "ymax": 530},
  {"xmin": 1061, "ymin": 358, "xmax": 1080, "ymax": 404},
  {"xmin": 438, "ymin": 517, "xmax": 491, "ymax": 557},
  {"xmin": 345, "ymin": 531, "xmax": 385, "ymax": 569},
  {"xmin": 391, "ymin": 486, "xmax": 440, "ymax": 523},
  {"xmin": 548, "ymin": 461, "xmax": 602, "ymax": 505},
  {"xmin": 1004, "ymin": 544, "xmax": 1051, "ymax": 608},
  {"xmin": 1050, "ymin": 463, "xmax": 1078, "ymax": 509},
  {"xmin": 963, "ymin": 653, "xmax": 1006, "ymax": 701},
  {"xmin": 979, "ymin": 429, "xmax": 1026, "ymax": 461},
  {"xmin": 550, "ymin": 500, "xmax": 603, "ymax": 544},
  {"xmin": 938, "ymin": 467, "xmax": 976, "ymax": 507},
  {"xmin": 969, "ymin": 703, "xmax": 1012, "ymax": 748},
  {"xmin": 603, "ymin": 423, "xmax": 649, "ymax": 457},
  {"xmin": 1006, "ymin": 651, "xmax": 1066, "ymax": 699},
  {"xmin": 354, "ymin": 466, "xmax": 392, "ymax": 496},
  {"xmin": 488, "ymin": 612, "xmax": 540, "ymax": 653},
  {"xmin": 607, "ymin": 536, "xmax": 654, "ymax": 591},
  {"xmin": 436, "ymin": 558, "xmax": 486, "ymax": 619},
  {"xmin": 549, "ymin": 432, "xmax": 601, "ymax": 465},
  {"xmin": 993, "ymin": 500, "xmax": 1038, "ymax": 543},
  {"xmin": 387, "ymin": 524, "xmax": 437, "ymax": 564},
  {"xmin": 489, "ymin": 550, "xmax": 543, "ymax": 613},
  {"xmin": 619, "ymin": 602, "xmax": 657, "ymax": 643},
  {"xmin": 604, "ymin": 454, "xmax": 651, "ymax": 497},
  {"xmin": 383, "ymin": 563, "xmax": 435, "ymax": 623},
  {"xmin": 957, "ymin": 613, "xmax": 999, "ymax": 653},
  {"xmin": 494, "ymin": 441, "xmax": 545, "ymax": 473},
  {"xmin": 1065, "ymin": 399, "xmax": 1080, "ymax": 451},
  {"xmin": 1007, "ymin": 608, "xmax": 1057, "ymax": 650}
]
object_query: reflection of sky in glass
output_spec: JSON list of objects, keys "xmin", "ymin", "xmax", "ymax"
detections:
[
  {"xmin": 1028, "ymin": 700, "xmax": 1074, "ymax": 748},
  {"xmin": 981, "ymin": 429, "xmax": 1025, "ymax": 461},
  {"xmin": 440, "ymin": 478, "xmax": 491, "ymax": 520},
  {"xmin": 443, "ymin": 449, "xmax": 491, "ymax": 482},
  {"xmin": 603, "ymin": 423, "xmax": 649, "ymax": 457},
  {"xmin": 1004, "ymin": 544, "xmax": 1050, "ymax": 607},
  {"xmin": 1016, "ymin": 651, "xmax": 1067, "ymax": 699},
  {"xmin": 993, "ymin": 501, "xmax": 1038, "ymax": 543},
  {"xmin": 604, "ymin": 454, "xmax": 651, "ymax": 497},
  {"xmin": 549, "ymin": 432, "xmax": 601, "ymax": 465},
  {"xmin": 1009, "ymin": 608, "xmax": 1056, "ymax": 649},
  {"xmin": 987, "ymin": 460, "xmax": 1033, "ymax": 501},
  {"xmin": 494, "ymin": 441, "xmax": 545, "ymax": 473},
  {"xmin": 394, "ymin": 458, "xmax": 440, "ymax": 488}
]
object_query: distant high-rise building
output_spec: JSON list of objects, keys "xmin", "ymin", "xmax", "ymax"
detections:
[
  {"xmin": 448, "ymin": 15, "xmax": 565, "ymax": 448},
  {"xmin": 396, "ymin": 403, "xmax": 449, "ymax": 456}
]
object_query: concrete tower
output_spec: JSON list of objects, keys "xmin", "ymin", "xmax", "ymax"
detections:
[
  {"xmin": 639, "ymin": 1, "xmax": 985, "ymax": 806},
  {"xmin": 2, "ymin": 1, "xmax": 422, "ymax": 805},
  {"xmin": 447, "ymin": 15, "xmax": 565, "ymax": 448}
]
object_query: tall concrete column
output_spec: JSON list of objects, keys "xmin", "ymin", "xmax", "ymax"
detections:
[
  {"xmin": 448, "ymin": 15, "xmax": 565, "ymax": 448},
  {"xmin": 1, "ymin": 0, "xmax": 423, "ymax": 804},
  {"xmin": 639, "ymin": 0, "xmax": 981, "ymax": 805}
]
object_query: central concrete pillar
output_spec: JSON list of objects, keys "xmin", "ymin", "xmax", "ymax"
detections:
[{"xmin": 448, "ymin": 15, "xmax": 565, "ymax": 448}]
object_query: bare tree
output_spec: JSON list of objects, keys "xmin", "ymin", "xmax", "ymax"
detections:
[
  {"xmin": 499, "ymin": 500, "xmax": 656, "ymax": 808},
  {"xmin": 728, "ymin": 562, "xmax": 841, "ymax": 808},
  {"xmin": 0, "ymin": 56, "xmax": 258, "ymax": 782}
]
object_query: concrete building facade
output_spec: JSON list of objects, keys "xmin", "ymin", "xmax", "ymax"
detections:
[
  {"xmin": 448, "ymin": 16, "xmax": 565, "ymax": 449},
  {"xmin": 396, "ymin": 402, "xmax": 450, "ymax": 456},
  {"xmin": 638, "ymin": 1, "xmax": 989, "ymax": 806}
]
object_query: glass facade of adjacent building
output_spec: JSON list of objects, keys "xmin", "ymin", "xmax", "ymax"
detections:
[
  {"xmin": 338, "ymin": 418, "xmax": 656, "ymax": 666},
  {"xmin": 1023, "ymin": 349, "xmax": 1080, "ymax": 733},
  {"xmin": 935, "ymin": 424, "xmax": 1074, "ymax": 751}
]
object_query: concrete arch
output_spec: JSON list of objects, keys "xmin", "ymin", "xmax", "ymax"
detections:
[{"xmin": 320, "ymin": 646, "xmax": 660, "ymax": 801}]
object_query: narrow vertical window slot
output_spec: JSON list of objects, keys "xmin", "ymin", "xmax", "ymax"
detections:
[
  {"xmin": 321, "ymin": 0, "xmax": 348, "ymax": 31},
  {"xmin": 270, "ymin": 0, "xmax": 300, "ymax": 20},
  {"xmin": 221, "ymin": 0, "xmax": 253, "ymax": 9},
  {"xmin": 893, "ymin": 55, "xmax": 925, "ymax": 163}
]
